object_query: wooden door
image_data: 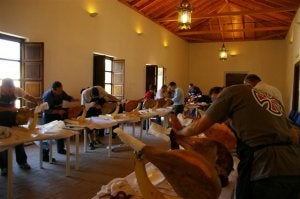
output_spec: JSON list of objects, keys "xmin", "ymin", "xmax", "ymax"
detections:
[
  {"xmin": 93, "ymin": 55, "xmax": 105, "ymax": 87},
  {"xmin": 22, "ymin": 42, "xmax": 44, "ymax": 108},
  {"xmin": 112, "ymin": 59, "xmax": 125, "ymax": 99},
  {"xmin": 146, "ymin": 65, "xmax": 158, "ymax": 92}
]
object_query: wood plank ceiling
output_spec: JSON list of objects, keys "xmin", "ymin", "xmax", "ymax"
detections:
[{"xmin": 118, "ymin": 0, "xmax": 300, "ymax": 43}]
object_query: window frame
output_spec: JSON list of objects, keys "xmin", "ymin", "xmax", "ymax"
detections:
[{"xmin": 0, "ymin": 33, "xmax": 25, "ymax": 108}]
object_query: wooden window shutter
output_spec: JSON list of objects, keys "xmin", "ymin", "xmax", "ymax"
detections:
[
  {"xmin": 112, "ymin": 59, "xmax": 125, "ymax": 99},
  {"xmin": 21, "ymin": 42, "xmax": 44, "ymax": 108}
]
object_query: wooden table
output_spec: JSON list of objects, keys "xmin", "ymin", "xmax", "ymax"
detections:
[
  {"xmin": 65, "ymin": 117, "xmax": 118, "ymax": 156},
  {"xmin": 0, "ymin": 122, "xmax": 77, "ymax": 199}
]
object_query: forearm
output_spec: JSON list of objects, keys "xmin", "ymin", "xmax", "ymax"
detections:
[
  {"xmin": 24, "ymin": 94, "xmax": 40, "ymax": 105},
  {"xmin": 177, "ymin": 114, "xmax": 215, "ymax": 136}
]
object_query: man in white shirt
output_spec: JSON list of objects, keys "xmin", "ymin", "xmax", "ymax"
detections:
[
  {"xmin": 81, "ymin": 86, "xmax": 119, "ymax": 105},
  {"xmin": 244, "ymin": 74, "xmax": 283, "ymax": 104}
]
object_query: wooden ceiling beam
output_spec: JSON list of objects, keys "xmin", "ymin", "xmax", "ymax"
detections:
[
  {"xmin": 158, "ymin": 6, "xmax": 297, "ymax": 22},
  {"xmin": 178, "ymin": 26, "xmax": 289, "ymax": 35}
]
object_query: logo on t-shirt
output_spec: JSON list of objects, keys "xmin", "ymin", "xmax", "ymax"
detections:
[{"xmin": 252, "ymin": 89, "xmax": 283, "ymax": 116}]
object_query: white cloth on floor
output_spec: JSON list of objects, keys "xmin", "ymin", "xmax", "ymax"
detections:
[{"xmin": 97, "ymin": 178, "xmax": 137, "ymax": 198}]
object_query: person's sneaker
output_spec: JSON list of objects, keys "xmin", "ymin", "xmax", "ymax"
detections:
[
  {"xmin": 112, "ymin": 132, "xmax": 118, "ymax": 139},
  {"xmin": 89, "ymin": 143, "xmax": 95, "ymax": 150},
  {"xmin": 19, "ymin": 163, "xmax": 31, "ymax": 170},
  {"xmin": 43, "ymin": 155, "xmax": 56, "ymax": 163},
  {"xmin": 1, "ymin": 168, "xmax": 7, "ymax": 176},
  {"xmin": 58, "ymin": 149, "xmax": 66, "ymax": 155},
  {"xmin": 93, "ymin": 140, "xmax": 102, "ymax": 145}
]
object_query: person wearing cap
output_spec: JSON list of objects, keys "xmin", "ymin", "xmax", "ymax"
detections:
[
  {"xmin": 0, "ymin": 78, "xmax": 40, "ymax": 176},
  {"xmin": 42, "ymin": 81, "xmax": 76, "ymax": 160}
]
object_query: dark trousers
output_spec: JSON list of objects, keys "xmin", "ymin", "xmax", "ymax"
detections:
[
  {"xmin": 173, "ymin": 105, "xmax": 184, "ymax": 115},
  {"xmin": 0, "ymin": 111, "xmax": 28, "ymax": 168},
  {"xmin": 252, "ymin": 176, "xmax": 300, "ymax": 199},
  {"xmin": 0, "ymin": 144, "xmax": 28, "ymax": 169}
]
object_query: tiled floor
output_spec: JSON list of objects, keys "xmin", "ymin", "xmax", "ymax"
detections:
[{"xmin": 0, "ymin": 126, "xmax": 169, "ymax": 199}]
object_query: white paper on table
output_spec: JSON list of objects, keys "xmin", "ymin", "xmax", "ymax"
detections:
[
  {"xmin": 148, "ymin": 123, "xmax": 171, "ymax": 142},
  {"xmin": 40, "ymin": 120, "xmax": 65, "ymax": 134}
]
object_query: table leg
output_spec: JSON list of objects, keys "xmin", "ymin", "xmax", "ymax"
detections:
[
  {"xmin": 75, "ymin": 133, "xmax": 79, "ymax": 170},
  {"xmin": 108, "ymin": 127, "xmax": 112, "ymax": 157},
  {"xmin": 7, "ymin": 147, "xmax": 13, "ymax": 199},
  {"xmin": 163, "ymin": 115, "xmax": 169, "ymax": 128},
  {"xmin": 84, "ymin": 128, "xmax": 87, "ymax": 153},
  {"xmin": 49, "ymin": 140, "xmax": 53, "ymax": 164},
  {"xmin": 39, "ymin": 141, "xmax": 43, "ymax": 168},
  {"xmin": 66, "ymin": 138, "xmax": 70, "ymax": 176},
  {"xmin": 140, "ymin": 119, "xmax": 144, "ymax": 140},
  {"xmin": 132, "ymin": 122, "xmax": 136, "ymax": 137}
]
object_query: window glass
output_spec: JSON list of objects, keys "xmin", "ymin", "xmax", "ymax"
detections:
[
  {"xmin": 0, "ymin": 39, "xmax": 20, "ymax": 60},
  {"xmin": 0, "ymin": 36, "xmax": 22, "ymax": 108},
  {"xmin": 105, "ymin": 84, "xmax": 112, "ymax": 94},
  {"xmin": 157, "ymin": 67, "xmax": 164, "ymax": 90},
  {"xmin": 105, "ymin": 59, "xmax": 112, "ymax": 71},
  {"xmin": 0, "ymin": 60, "xmax": 20, "ymax": 79},
  {"xmin": 105, "ymin": 72, "xmax": 112, "ymax": 83}
]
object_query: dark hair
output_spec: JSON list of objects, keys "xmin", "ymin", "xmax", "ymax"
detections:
[
  {"xmin": 244, "ymin": 74, "xmax": 261, "ymax": 83},
  {"xmin": 189, "ymin": 83, "xmax": 194, "ymax": 87},
  {"xmin": 209, "ymin": 86, "xmax": 223, "ymax": 96},
  {"xmin": 169, "ymin": 82, "xmax": 176, "ymax": 86},
  {"xmin": 52, "ymin": 81, "xmax": 62, "ymax": 90},
  {"xmin": 91, "ymin": 87, "xmax": 99, "ymax": 98}
]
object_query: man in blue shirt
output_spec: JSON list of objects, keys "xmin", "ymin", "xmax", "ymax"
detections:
[
  {"xmin": 42, "ymin": 81, "xmax": 76, "ymax": 160},
  {"xmin": 169, "ymin": 82, "xmax": 184, "ymax": 115}
]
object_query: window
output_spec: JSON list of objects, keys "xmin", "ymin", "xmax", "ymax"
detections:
[
  {"xmin": 0, "ymin": 34, "xmax": 44, "ymax": 108},
  {"xmin": 145, "ymin": 65, "xmax": 165, "ymax": 92},
  {"xmin": 93, "ymin": 54, "xmax": 125, "ymax": 99},
  {"xmin": 0, "ymin": 35, "xmax": 23, "ymax": 107},
  {"xmin": 104, "ymin": 58, "xmax": 112, "ymax": 94}
]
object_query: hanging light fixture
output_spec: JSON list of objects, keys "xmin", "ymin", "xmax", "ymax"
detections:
[
  {"xmin": 177, "ymin": 0, "xmax": 192, "ymax": 30},
  {"xmin": 219, "ymin": 43, "xmax": 228, "ymax": 61}
]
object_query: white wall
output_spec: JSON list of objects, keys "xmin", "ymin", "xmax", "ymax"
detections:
[
  {"xmin": 0, "ymin": 0, "xmax": 298, "ymax": 109},
  {"xmin": 285, "ymin": 7, "xmax": 300, "ymax": 111},
  {"xmin": 0, "ymin": 0, "xmax": 189, "ymax": 99},
  {"xmin": 189, "ymin": 40, "xmax": 286, "ymax": 102}
]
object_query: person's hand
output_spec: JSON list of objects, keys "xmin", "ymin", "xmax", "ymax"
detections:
[
  {"xmin": 53, "ymin": 109, "xmax": 65, "ymax": 115},
  {"xmin": 36, "ymin": 98, "xmax": 42, "ymax": 105},
  {"xmin": 95, "ymin": 104, "xmax": 102, "ymax": 109}
]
